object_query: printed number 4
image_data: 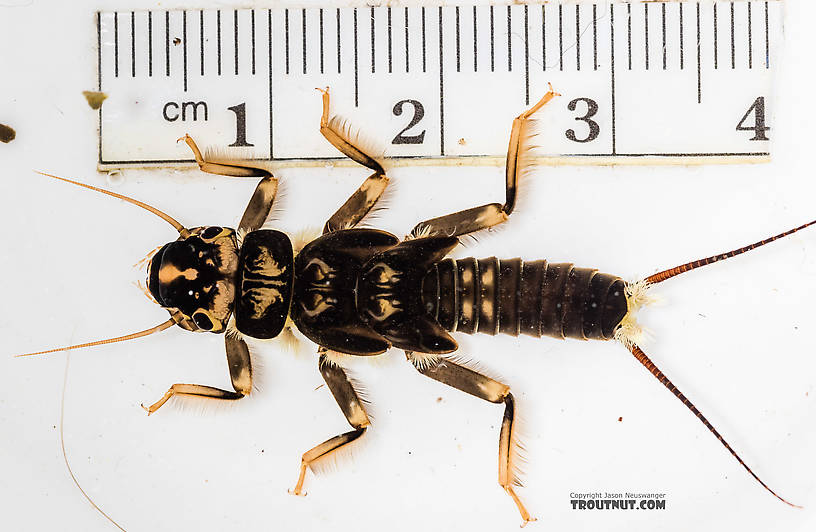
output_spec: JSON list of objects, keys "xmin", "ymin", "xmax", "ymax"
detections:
[{"xmin": 736, "ymin": 97, "xmax": 770, "ymax": 141}]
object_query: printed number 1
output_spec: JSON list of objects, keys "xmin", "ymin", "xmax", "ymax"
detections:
[{"xmin": 227, "ymin": 103, "xmax": 254, "ymax": 147}]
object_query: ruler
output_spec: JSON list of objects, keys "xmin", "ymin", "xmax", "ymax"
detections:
[{"xmin": 97, "ymin": 1, "xmax": 780, "ymax": 167}]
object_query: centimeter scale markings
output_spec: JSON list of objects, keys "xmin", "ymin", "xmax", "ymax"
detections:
[{"xmin": 97, "ymin": 1, "xmax": 779, "ymax": 167}]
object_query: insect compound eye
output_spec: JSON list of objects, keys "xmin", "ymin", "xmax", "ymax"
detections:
[
  {"xmin": 200, "ymin": 226, "xmax": 224, "ymax": 241},
  {"xmin": 192, "ymin": 311, "xmax": 214, "ymax": 331}
]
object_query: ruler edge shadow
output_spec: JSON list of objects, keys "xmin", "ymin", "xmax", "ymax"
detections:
[{"xmin": 97, "ymin": 153, "xmax": 772, "ymax": 172}]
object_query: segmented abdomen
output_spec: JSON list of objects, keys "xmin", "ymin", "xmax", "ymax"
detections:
[{"xmin": 421, "ymin": 258, "xmax": 628, "ymax": 341}]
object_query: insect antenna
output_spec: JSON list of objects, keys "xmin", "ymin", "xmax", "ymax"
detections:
[
  {"xmin": 626, "ymin": 342, "xmax": 801, "ymax": 508},
  {"xmin": 645, "ymin": 218, "xmax": 816, "ymax": 284},
  {"xmin": 15, "ymin": 314, "xmax": 182, "ymax": 358},
  {"xmin": 35, "ymin": 171, "xmax": 189, "ymax": 236}
]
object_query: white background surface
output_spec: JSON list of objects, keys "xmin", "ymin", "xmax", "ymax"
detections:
[{"xmin": 1, "ymin": 1, "xmax": 816, "ymax": 532}]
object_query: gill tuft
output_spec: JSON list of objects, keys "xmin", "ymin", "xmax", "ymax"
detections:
[{"xmin": 614, "ymin": 279, "xmax": 657, "ymax": 349}]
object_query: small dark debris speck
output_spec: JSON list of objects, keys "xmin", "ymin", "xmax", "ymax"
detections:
[
  {"xmin": 436, "ymin": 397, "xmax": 443, "ymax": 403},
  {"xmin": 0, "ymin": 123, "xmax": 16, "ymax": 143},
  {"xmin": 173, "ymin": 37, "xmax": 182, "ymax": 45},
  {"xmin": 618, "ymin": 417, "xmax": 623, "ymax": 422}
]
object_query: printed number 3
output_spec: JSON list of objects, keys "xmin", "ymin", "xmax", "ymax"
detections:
[{"xmin": 566, "ymin": 97, "xmax": 600, "ymax": 143}]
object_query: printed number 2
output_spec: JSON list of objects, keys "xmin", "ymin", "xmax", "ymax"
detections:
[
  {"xmin": 736, "ymin": 97, "xmax": 770, "ymax": 141},
  {"xmin": 566, "ymin": 98, "xmax": 600, "ymax": 143},
  {"xmin": 391, "ymin": 100, "xmax": 426, "ymax": 145}
]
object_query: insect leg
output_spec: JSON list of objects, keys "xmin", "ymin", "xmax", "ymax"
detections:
[
  {"xmin": 317, "ymin": 88, "xmax": 389, "ymax": 233},
  {"xmin": 238, "ymin": 176, "xmax": 279, "ymax": 234},
  {"xmin": 177, "ymin": 134, "xmax": 279, "ymax": 233},
  {"xmin": 141, "ymin": 335, "xmax": 252, "ymax": 415},
  {"xmin": 179, "ymin": 134, "xmax": 272, "ymax": 178},
  {"xmin": 409, "ymin": 85, "xmax": 559, "ymax": 239},
  {"xmin": 291, "ymin": 352, "xmax": 371, "ymax": 495},
  {"xmin": 406, "ymin": 352, "xmax": 535, "ymax": 526}
]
